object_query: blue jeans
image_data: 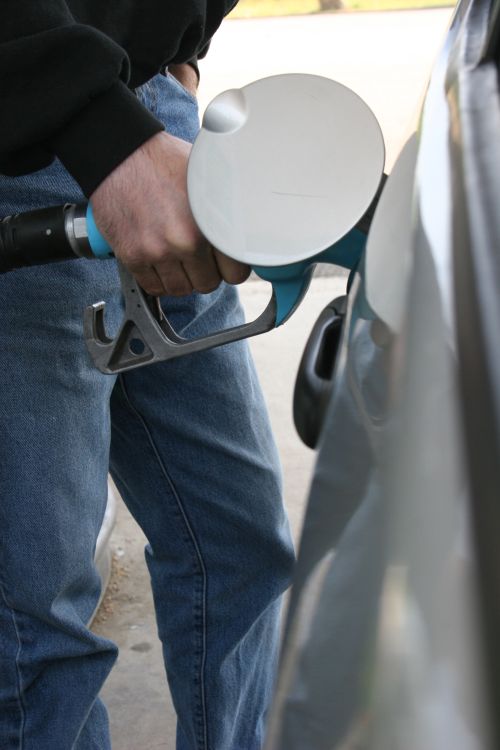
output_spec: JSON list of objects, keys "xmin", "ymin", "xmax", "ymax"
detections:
[{"xmin": 0, "ymin": 74, "xmax": 294, "ymax": 750}]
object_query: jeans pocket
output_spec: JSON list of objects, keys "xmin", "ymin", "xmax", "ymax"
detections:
[{"xmin": 166, "ymin": 72, "xmax": 199, "ymax": 106}]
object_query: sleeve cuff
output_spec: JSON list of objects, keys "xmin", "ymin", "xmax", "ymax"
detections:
[{"xmin": 49, "ymin": 81, "xmax": 164, "ymax": 197}]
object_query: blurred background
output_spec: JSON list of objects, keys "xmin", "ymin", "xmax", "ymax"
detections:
[{"xmin": 230, "ymin": 0, "xmax": 453, "ymax": 16}]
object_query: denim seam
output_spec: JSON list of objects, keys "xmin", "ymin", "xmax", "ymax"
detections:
[
  {"xmin": 0, "ymin": 581, "xmax": 26, "ymax": 750},
  {"xmin": 117, "ymin": 375, "xmax": 209, "ymax": 750}
]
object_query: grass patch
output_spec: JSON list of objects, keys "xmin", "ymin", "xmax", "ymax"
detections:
[{"xmin": 229, "ymin": 0, "xmax": 454, "ymax": 18}]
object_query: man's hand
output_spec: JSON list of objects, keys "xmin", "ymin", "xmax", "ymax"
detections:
[{"xmin": 89, "ymin": 130, "xmax": 250, "ymax": 296}]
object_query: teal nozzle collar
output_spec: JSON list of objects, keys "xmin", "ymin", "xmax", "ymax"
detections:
[{"xmin": 254, "ymin": 227, "xmax": 366, "ymax": 325}]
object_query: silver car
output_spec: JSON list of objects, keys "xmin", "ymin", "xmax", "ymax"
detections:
[{"xmin": 266, "ymin": 1, "xmax": 500, "ymax": 748}]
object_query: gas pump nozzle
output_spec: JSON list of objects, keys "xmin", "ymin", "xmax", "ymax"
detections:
[
  {"xmin": 0, "ymin": 201, "xmax": 374, "ymax": 373},
  {"xmin": 0, "ymin": 74, "xmax": 386, "ymax": 374}
]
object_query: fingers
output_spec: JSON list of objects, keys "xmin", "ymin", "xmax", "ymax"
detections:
[
  {"xmin": 174, "ymin": 246, "xmax": 250, "ymax": 295},
  {"xmin": 181, "ymin": 247, "xmax": 222, "ymax": 294},
  {"xmin": 146, "ymin": 243, "xmax": 221, "ymax": 297},
  {"xmin": 151, "ymin": 259, "xmax": 194, "ymax": 297},
  {"xmin": 134, "ymin": 258, "xmax": 250, "ymax": 297},
  {"xmin": 118, "ymin": 244, "xmax": 251, "ymax": 298},
  {"xmin": 213, "ymin": 249, "xmax": 251, "ymax": 285},
  {"xmin": 131, "ymin": 252, "xmax": 220, "ymax": 298},
  {"xmin": 129, "ymin": 266, "xmax": 167, "ymax": 297},
  {"xmin": 145, "ymin": 247, "xmax": 249, "ymax": 297}
]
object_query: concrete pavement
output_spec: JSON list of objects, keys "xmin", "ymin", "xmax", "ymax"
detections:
[{"xmin": 92, "ymin": 8, "xmax": 453, "ymax": 748}]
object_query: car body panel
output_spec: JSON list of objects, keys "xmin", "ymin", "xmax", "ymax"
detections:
[{"xmin": 265, "ymin": 1, "xmax": 499, "ymax": 747}]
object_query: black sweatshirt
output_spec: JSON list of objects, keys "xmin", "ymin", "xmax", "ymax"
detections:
[{"xmin": 0, "ymin": 1, "xmax": 236, "ymax": 197}]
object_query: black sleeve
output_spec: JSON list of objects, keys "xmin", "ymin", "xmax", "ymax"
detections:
[{"xmin": 0, "ymin": 1, "xmax": 164, "ymax": 197}]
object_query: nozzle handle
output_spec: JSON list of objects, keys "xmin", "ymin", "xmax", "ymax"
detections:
[{"xmin": 255, "ymin": 227, "xmax": 367, "ymax": 326}]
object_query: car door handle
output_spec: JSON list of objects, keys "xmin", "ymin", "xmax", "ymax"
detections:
[{"xmin": 293, "ymin": 296, "xmax": 347, "ymax": 449}]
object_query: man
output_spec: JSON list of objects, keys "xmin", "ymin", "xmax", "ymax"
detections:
[{"xmin": 0, "ymin": 3, "xmax": 295, "ymax": 749}]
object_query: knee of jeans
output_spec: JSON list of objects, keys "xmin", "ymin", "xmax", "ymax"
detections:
[
  {"xmin": 0, "ymin": 584, "xmax": 118, "ymax": 721},
  {"xmin": 0, "ymin": 533, "xmax": 104, "ymax": 629}
]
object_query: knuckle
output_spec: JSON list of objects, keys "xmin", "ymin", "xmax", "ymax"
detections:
[
  {"xmin": 142, "ymin": 237, "xmax": 168, "ymax": 264},
  {"xmin": 182, "ymin": 241, "xmax": 204, "ymax": 260}
]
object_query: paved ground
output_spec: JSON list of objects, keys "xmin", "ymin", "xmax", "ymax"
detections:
[{"xmin": 92, "ymin": 8, "xmax": 453, "ymax": 748}]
